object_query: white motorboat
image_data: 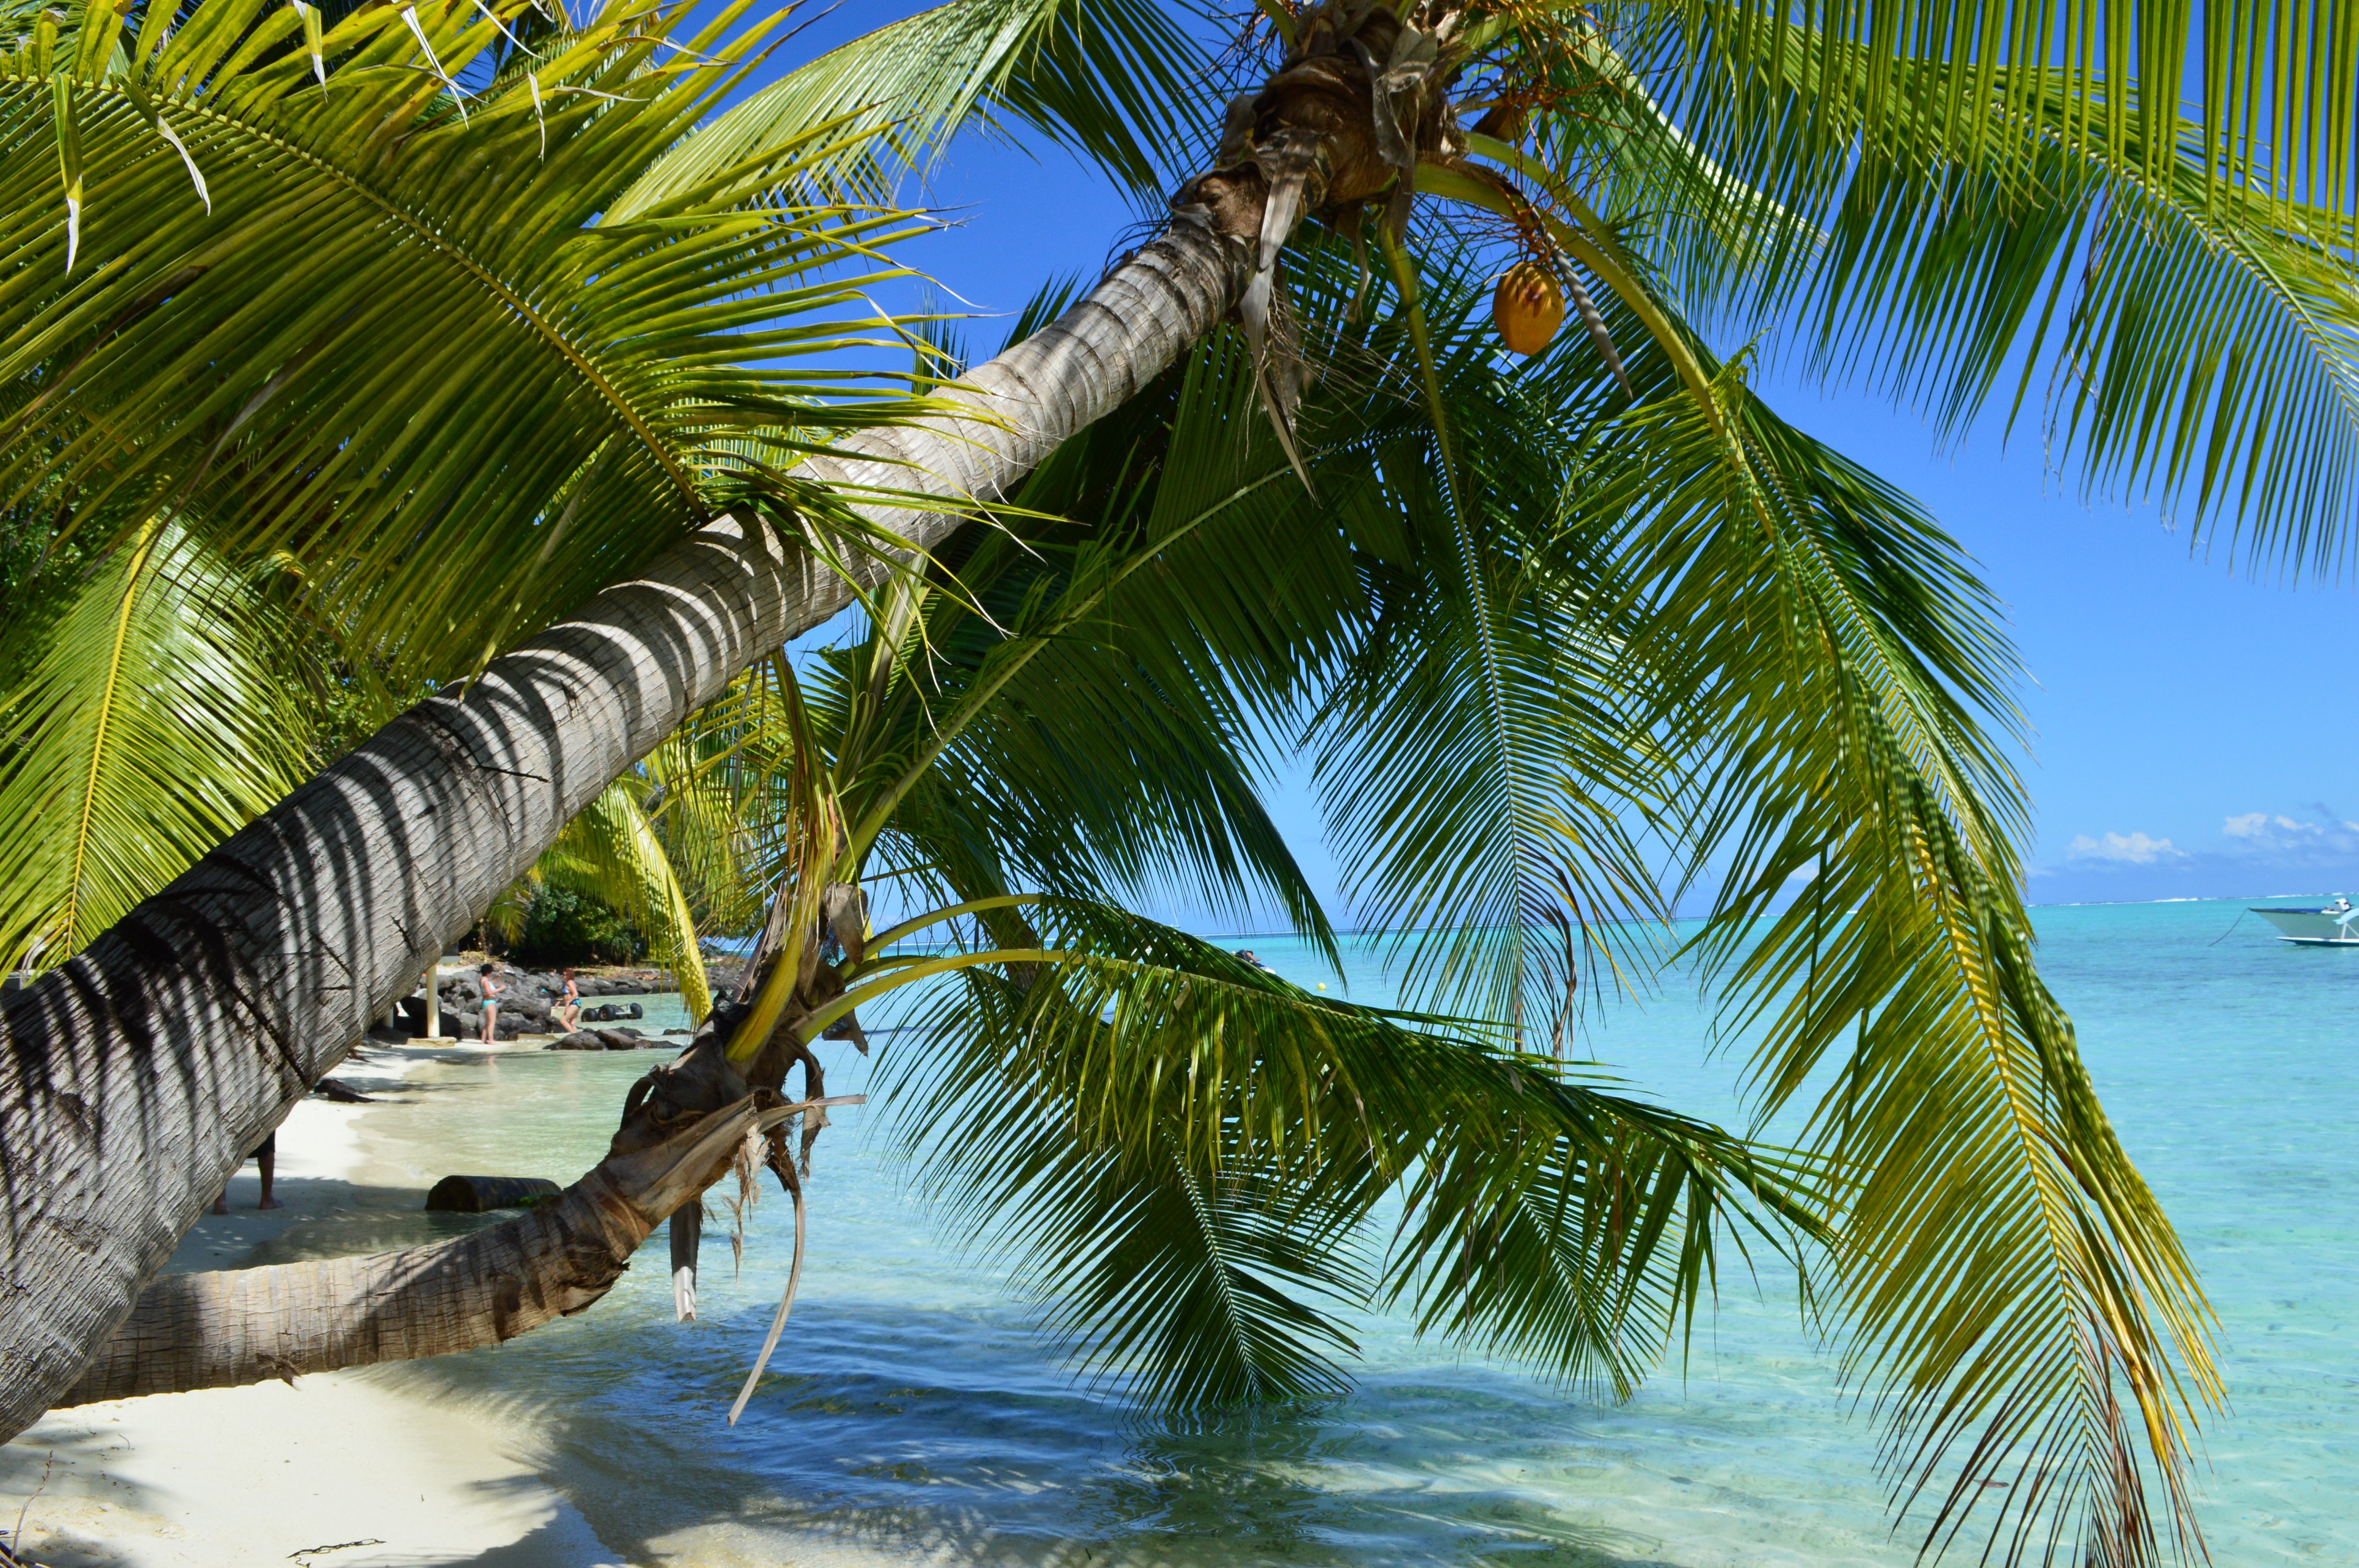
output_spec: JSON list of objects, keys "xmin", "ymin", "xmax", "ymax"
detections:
[{"xmin": 2250, "ymin": 898, "xmax": 2359, "ymax": 945}]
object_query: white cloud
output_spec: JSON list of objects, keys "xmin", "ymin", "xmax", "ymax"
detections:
[
  {"xmin": 2219, "ymin": 811, "xmax": 2359, "ymax": 855},
  {"xmin": 2067, "ymin": 831, "xmax": 2185, "ymax": 864}
]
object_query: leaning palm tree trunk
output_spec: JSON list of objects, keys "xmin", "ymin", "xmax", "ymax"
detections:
[
  {"xmin": 55, "ymin": 1096, "xmax": 827, "ymax": 1405},
  {"xmin": 0, "ymin": 211, "xmax": 1261, "ymax": 1440}
]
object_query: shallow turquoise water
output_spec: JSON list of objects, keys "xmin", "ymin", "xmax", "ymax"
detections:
[{"xmin": 288, "ymin": 898, "xmax": 2354, "ymax": 1564}]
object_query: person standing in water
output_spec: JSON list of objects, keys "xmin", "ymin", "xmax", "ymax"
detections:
[
  {"xmin": 478, "ymin": 961, "xmax": 503, "ymax": 1044},
  {"xmin": 556, "ymin": 968, "xmax": 581, "ymax": 1033}
]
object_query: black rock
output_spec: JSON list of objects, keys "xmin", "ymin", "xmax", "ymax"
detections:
[{"xmin": 426, "ymin": 1175, "xmax": 561, "ymax": 1212}]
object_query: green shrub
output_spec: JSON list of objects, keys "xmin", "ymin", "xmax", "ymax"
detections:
[{"xmin": 513, "ymin": 886, "xmax": 645, "ymax": 965}]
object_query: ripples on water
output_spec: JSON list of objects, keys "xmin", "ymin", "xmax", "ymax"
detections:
[{"xmin": 260, "ymin": 901, "xmax": 2352, "ymax": 1564}]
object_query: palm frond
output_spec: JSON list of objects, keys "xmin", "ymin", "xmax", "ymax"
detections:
[
  {"xmin": 883, "ymin": 343, "xmax": 1344, "ymax": 937},
  {"xmin": 1193, "ymin": 215, "xmax": 2216, "ymax": 1561},
  {"xmin": 1303, "ymin": 259, "xmax": 1671, "ymax": 1041},
  {"xmin": 1640, "ymin": 0, "xmax": 2359, "ymax": 228},
  {"xmin": 544, "ymin": 778, "xmax": 714, "ymax": 1020},
  {"xmin": 0, "ymin": 517, "xmax": 310, "ymax": 972},
  {"xmin": 610, "ymin": 0, "xmax": 1209, "ymax": 216},
  {"xmin": 642, "ymin": 719, "xmax": 770, "ymax": 937},
  {"xmin": 1558, "ymin": 305, "xmax": 2217, "ymax": 1563},
  {"xmin": 874, "ymin": 898, "xmax": 1819, "ymax": 1411},
  {"xmin": 2, "ymin": 0, "xmax": 933, "ymax": 693},
  {"xmin": 746, "ymin": 333, "xmax": 1361, "ymax": 942},
  {"xmin": 1506, "ymin": 1, "xmax": 2359, "ymax": 577}
]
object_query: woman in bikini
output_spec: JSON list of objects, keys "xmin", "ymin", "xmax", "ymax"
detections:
[
  {"xmin": 478, "ymin": 962, "xmax": 502, "ymax": 1044},
  {"xmin": 557, "ymin": 968, "xmax": 581, "ymax": 1033}
]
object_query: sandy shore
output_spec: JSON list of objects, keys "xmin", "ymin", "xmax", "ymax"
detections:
[
  {"xmin": 0, "ymin": 1041, "xmax": 623, "ymax": 1568},
  {"xmin": 1, "ymin": 1377, "xmax": 616, "ymax": 1567}
]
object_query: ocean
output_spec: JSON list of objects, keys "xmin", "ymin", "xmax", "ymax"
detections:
[{"xmin": 253, "ymin": 897, "xmax": 2356, "ymax": 1564}]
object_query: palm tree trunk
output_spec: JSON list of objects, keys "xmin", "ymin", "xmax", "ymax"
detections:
[
  {"xmin": 56, "ymin": 1096, "xmax": 807, "ymax": 1405},
  {"xmin": 0, "ymin": 1, "xmax": 1421, "ymax": 1432},
  {"xmin": 0, "ymin": 208, "xmax": 1255, "ymax": 1444}
]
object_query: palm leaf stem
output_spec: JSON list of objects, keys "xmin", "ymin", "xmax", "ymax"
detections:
[
  {"xmin": 862, "ymin": 891, "xmax": 1047, "ymax": 956},
  {"xmin": 803, "ymin": 946, "xmax": 1066, "ymax": 1037},
  {"xmin": 59, "ymin": 512, "xmax": 163, "ymax": 948}
]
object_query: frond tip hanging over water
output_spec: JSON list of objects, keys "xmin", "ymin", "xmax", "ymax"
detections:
[{"xmin": 878, "ymin": 900, "xmax": 1824, "ymax": 1413}]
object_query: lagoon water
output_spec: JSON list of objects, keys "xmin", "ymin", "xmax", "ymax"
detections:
[{"xmin": 262, "ymin": 898, "xmax": 2354, "ymax": 1564}]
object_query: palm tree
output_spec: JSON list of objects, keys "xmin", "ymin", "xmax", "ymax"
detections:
[
  {"xmin": 1, "ymin": 0, "xmax": 2350, "ymax": 1558},
  {"xmin": 1, "ymin": 264, "xmax": 2165, "ymax": 1568},
  {"xmin": 60, "ymin": 346, "xmax": 1819, "ymax": 1436}
]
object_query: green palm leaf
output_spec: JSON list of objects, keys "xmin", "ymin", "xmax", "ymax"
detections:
[
  {"xmin": 712, "ymin": 330, "xmax": 1364, "ymax": 938},
  {"xmin": 611, "ymin": 0, "xmax": 1208, "ymax": 216},
  {"xmin": 643, "ymin": 714, "xmax": 777, "ymax": 938},
  {"xmin": 1562, "ymin": 316, "xmax": 2217, "ymax": 1562},
  {"xmin": 545, "ymin": 779, "xmax": 715, "ymax": 1021},
  {"xmin": 2, "ymin": 0, "xmax": 932, "ymax": 690},
  {"xmin": 0, "ymin": 516, "xmax": 310, "ymax": 971},
  {"xmin": 1301, "ymin": 272, "xmax": 1671, "ymax": 1039},
  {"xmin": 875, "ymin": 900, "xmax": 1819, "ymax": 1410},
  {"xmin": 1519, "ymin": 1, "xmax": 2359, "ymax": 576},
  {"xmin": 865, "ymin": 344, "xmax": 1344, "ymax": 934},
  {"xmin": 1085, "ymin": 227, "xmax": 2215, "ymax": 1559}
]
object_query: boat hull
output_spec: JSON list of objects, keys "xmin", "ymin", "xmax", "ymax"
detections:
[{"xmin": 2251, "ymin": 908, "xmax": 2359, "ymax": 945}]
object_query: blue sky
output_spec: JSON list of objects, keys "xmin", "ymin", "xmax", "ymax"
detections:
[
  {"xmin": 1764, "ymin": 372, "xmax": 2359, "ymax": 907},
  {"xmin": 783, "ymin": 5, "xmax": 2359, "ymax": 923}
]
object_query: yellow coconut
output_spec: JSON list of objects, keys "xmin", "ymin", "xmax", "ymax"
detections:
[{"xmin": 1492, "ymin": 261, "xmax": 1565, "ymax": 356}]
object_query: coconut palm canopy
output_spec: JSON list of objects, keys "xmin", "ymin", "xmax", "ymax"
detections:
[{"xmin": 2, "ymin": 0, "xmax": 2353, "ymax": 1563}]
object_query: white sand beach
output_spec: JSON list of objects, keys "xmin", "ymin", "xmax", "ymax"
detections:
[
  {"xmin": 1, "ymin": 1374, "xmax": 616, "ymax": 1567},
  {"xmin": 0, "ymin": 1042, "xmax": 624, "ymax": 1568}
]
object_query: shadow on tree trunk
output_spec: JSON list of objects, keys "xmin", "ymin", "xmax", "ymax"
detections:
[{"xmin": 58, "ymin": 1073, "xmax": 852, "ymax": 1407}]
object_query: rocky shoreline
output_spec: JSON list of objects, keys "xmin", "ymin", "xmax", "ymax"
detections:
[
  {"xmin": 544, "ymin": 1027, "xmax": 674, "ymax": 1051},
  {"xmin": 397, "ymin": 961, "xmax": 743, "ymax": 1042}
]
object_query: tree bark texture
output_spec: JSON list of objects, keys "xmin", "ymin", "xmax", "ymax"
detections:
[
  {"xmin": 0, "ymin": 218, "xmax": 1251, "ymax": 1441},
  {"xmin": 56, "ymin": 1098, "xmax": 790, "ymax": 1405}
]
